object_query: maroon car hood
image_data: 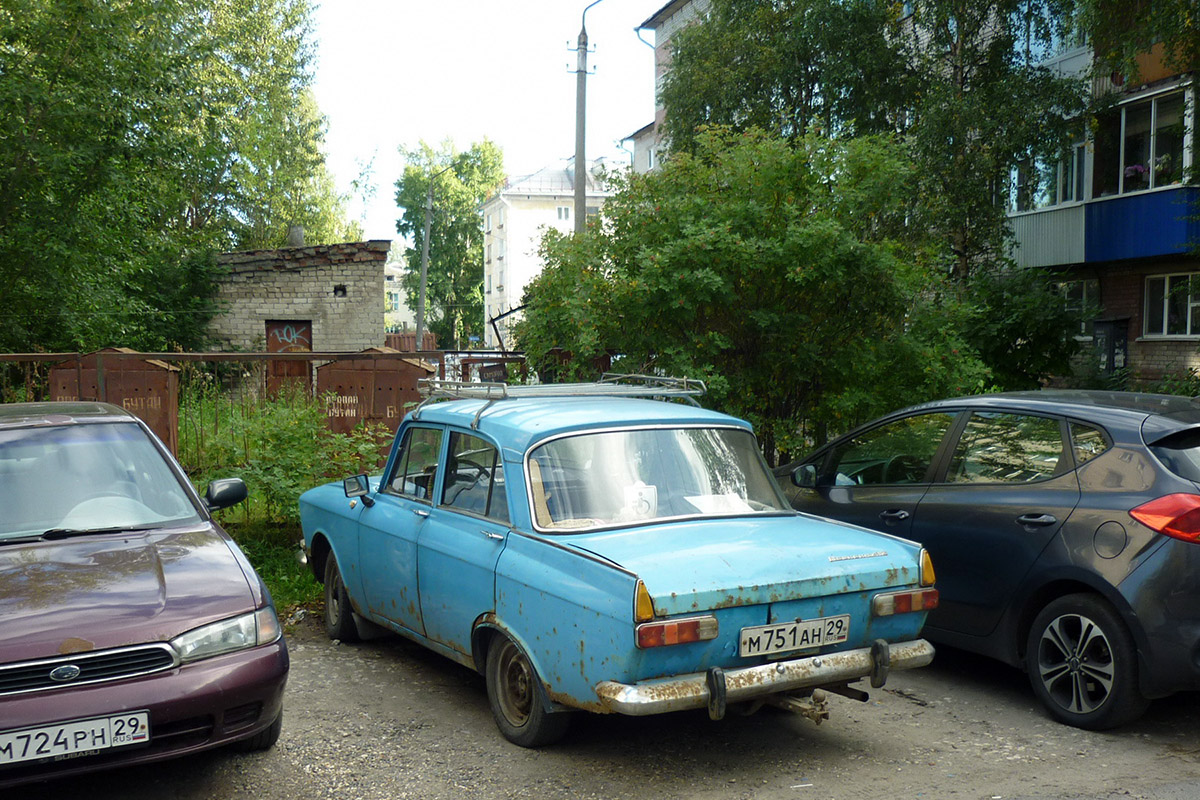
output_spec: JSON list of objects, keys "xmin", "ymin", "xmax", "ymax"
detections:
[{"xmin": 0, "ymin": 526, "xmax": 255, "ymax": 662}]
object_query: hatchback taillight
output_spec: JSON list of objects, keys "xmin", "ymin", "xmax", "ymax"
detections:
[{"xmin": 1130, "ymin": 494, "xmax": 1200, "ymax": 543}]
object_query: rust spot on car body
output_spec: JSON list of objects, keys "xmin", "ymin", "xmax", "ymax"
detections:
[
  {"xmin": 58, "ymin": 637, "xmax": 94, "ymax": 654},
  {"xmin": 547, "ymin": 684, "xmax": 607, "ymax": 714}
]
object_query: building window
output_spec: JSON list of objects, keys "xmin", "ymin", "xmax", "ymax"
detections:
[
  {"xmin": 557, "ymin": 205, "xmax": 570, "ymax": 220},
  {"xmin": 1145, "ymin": 272, "xmax": 1200, "ymax": 337},
  {"xmin": 586, "ymin": 206, "xmax": 600, "ymax": 216},
  {"xmin": 486, "ymin": 243, "xmax": 492, "ymax": 263},
  {"xmin": 1094, "ymin": 90, "xmax": 1189, "ymax": 198},
  {"xmin": 1009, "ymin": 142, "xmax": 1085, "ymax": 212},
  {"xmin": 1059, "ymin": 278, "xmax": 1098, "ymax": 337},
  {"xmin": 498, "ymin": 207, "xmax": 505, "ymax": 227},
  {"xmin": 498, "ymin": 240, "xmax": 505, "ymax": 260},
  {"xmin": 646, "ymin": 148, "xmax": 655, "ymax": 170},
  {"xmin": 497, "ymin": 268, "xmax": 504, "ymax": 289},
  {"xmin": 487, "ymin": 273, "xmax": 492, "ymax": 293},
  {"xmin": 485, "ymin": 212, "xmax": 493, "ymax": 232},
  {"xmin": 386, "ymin": 291, "xmax": 400, "ymax": 312}
]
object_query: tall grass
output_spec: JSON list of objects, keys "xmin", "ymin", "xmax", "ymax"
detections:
[{"xmin": 177, "ymin": 377, "xmax": 391, "ymax": 610}]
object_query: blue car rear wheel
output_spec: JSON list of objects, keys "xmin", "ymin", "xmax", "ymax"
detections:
[{"xmin": 485, "ymin": 635, "xmax": 571, "ymax": 747}]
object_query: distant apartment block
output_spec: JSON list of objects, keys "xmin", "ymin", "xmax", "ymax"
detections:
[
  {"xmin": 625, "ymin": 0, "xmax": 710, "ymax": 173},
  {"xmin": 480, "ymin": 159, "xmax": 614, "ymax": 349}
]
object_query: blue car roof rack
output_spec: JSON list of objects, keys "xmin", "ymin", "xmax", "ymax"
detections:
[{"xmin": 415, "ymin": 374, "xmax": 707, "ymax": 427}]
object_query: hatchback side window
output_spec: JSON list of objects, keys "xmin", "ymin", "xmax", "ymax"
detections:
[
  {"xmin": 1070, "ymin": 422, "xmax": 1110, "ymax": 465},
  {"xmin": 387, "ymin": 426, "xmax": 443, "ymax": 500},
  {"xmin": 947, "ymin": 412, "xmax": 1064, "ymax": 484},
  {"xmin": 441, "ymin": 432, "xmax": 509, "ymax": 523},
  {"xmin": 825, "ymin": 413, "xmax": 955, "ymax": 486}
]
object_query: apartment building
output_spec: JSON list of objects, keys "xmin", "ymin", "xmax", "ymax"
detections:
[
  {"xmin": 480, "ymin": 159, "xmax": 613, "ymax": 349},
  {"xmin": 1010, "ymin": 44, "xmax": 1196, "ymax": 380},
  {"xmin": 626, "ymin": 0, "xmax": 710, "ymax": 173}
]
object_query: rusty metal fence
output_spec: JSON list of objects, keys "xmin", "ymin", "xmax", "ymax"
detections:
[{"xmin": 0, "ymin": 349, "xmax": 526, "ymax": 460}]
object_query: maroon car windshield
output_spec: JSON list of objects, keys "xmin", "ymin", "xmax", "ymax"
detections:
[{"xmin": 0, "ymin": 422, "xmax": 202, "ymax": 540}]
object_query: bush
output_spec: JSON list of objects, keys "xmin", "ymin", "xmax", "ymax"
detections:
[
  {"xmin": 177, "ymin": 381, "xmax": 391, "ymax": 610},
  {"xmin": 178, "ymin": 382, "xmax": 390, "ymax": 525}
]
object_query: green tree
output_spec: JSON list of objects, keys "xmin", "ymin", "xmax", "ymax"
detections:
[
  {"xmin": 179, "ymin": 0, "xmax": 360, "ymax": 250},
  {"xmin": 516, "ymin": 128, "xmax": 987, "ymax": 458},
  {"xmin": 899, "ymin": 0, "xmax": 1089, "ymax": 280},
  {"xmin": 394, "ymin": 140, "xmax": 505, "ymax": 350},
  {"xmin": 0, "ymin": 0, "xmax": 357, "ymax": 353},
  {"xmin": 660, "ymin": 0, "xmax": 913, "ymax": 153},
  {"xmin": 657, "ymin": 0, "xmax": 1090, "ymax": 389},
  {"xmin": 1071, "ymin": 0, "xmax": 1199, "ymax": 77},
  {"xmin": 662, "ymin": 1, "xmax": 1091, "ymax": 277}
]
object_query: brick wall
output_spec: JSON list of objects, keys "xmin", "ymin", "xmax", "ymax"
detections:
[
  {"xmin": 1066, "ymin": 254, "xmax": 1200, "ymax": 381},
  {"xmin": 210, "ymin": 241, "xmax": 389, "ymax": 352}
]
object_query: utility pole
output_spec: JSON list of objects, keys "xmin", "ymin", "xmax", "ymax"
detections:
[
  {"xmin": 416, "ymin": 164, "xmax": 454, "ymax": 352},
  {"xmin": 573, "ymin": 0, "xmax": 604, "ymax": 235}
]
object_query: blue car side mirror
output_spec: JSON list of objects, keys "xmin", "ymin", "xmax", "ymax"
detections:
[{"xmin": 343, "ymin": 474, "xmax": 374, "ymax": 507}]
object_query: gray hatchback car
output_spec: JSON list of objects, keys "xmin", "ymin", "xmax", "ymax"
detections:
[{"xmin": 778, "ymin": 390, "xmax": 1200, "ymax": 729}]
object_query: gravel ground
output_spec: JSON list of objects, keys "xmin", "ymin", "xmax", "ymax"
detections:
[{"xmin": 18, "ymin": 609, "xmax": 1200, "ymax": 800}]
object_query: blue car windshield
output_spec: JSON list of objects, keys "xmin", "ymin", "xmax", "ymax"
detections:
[
  {"xmin": 527, "ymin": 426, "xmax": 790, "ymax": 531},
  {"xmin": 0, "ymin": 422, "xmax": 202, "ymax": 540}
]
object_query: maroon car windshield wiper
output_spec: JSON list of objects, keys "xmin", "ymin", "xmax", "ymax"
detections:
[{"xmin": 41, "ymin": 525, "xmax": 152, "ymax": 540}]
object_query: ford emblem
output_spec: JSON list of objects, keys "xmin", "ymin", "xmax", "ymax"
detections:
[{"xmin": 49, "ymin": 664, "xmax": 82, "ymax": 682}]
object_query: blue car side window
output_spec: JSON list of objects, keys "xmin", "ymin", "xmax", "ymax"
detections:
[
  {"xmin": 441, "ymin": 431, "xmax": 509, "ymax": 523},
  {"xmin": 386, "ymin": 426, "xmax": 443, "ymax": 501}
]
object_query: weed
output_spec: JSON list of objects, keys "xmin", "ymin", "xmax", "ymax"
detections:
[{"xmin": 180, "ymin": 380, "xmax": 390, "ymax": 608}]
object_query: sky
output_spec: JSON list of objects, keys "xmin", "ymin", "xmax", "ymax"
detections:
[{"xmin": 311, "ymin": 0, "xmax": 667, "ymax": 242}]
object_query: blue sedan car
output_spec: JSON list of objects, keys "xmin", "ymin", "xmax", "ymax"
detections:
[{"xmin": 299, "ymin": 377, "xmax": 937, "ymax": 746}]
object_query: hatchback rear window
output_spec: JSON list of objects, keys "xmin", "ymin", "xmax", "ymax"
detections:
[{"xmin": 1149, "ymin": 428, "xmax": 1200, "ymax": 483}]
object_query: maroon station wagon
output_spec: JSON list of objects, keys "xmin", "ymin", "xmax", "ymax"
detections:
[{"xmin": 0, "ymin": 402, "xmax": 288, "ymax": 788}]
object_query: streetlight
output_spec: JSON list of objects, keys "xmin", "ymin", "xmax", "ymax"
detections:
[
  {"xmin": 415, "ymin": 163, "xmax": 454, "ymax": 352},
  {"xmin": 574, "ymin": 0, "xmax": 605, "ymax": 235}
]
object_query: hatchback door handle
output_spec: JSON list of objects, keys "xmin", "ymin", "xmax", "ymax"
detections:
[
  {"xmin": 1016, "ymin": 513, "xmax": 1057, "ymax": 528},
  {"xmin": 412, "ymin": 508, "xmax": 430, "ymax": 519},
  {"xmin": 879, "ymin": 509, "xmax": 910, "ymax": 523}
]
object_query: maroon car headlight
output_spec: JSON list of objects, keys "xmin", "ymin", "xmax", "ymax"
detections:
[{"xmin": 170, "ymin": 607, "xmax": 282, "ymax": 663}]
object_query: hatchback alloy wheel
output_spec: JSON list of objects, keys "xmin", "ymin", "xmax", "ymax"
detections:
[
  {"xmin": 1034, "ymin": 611, "xmax": 1114, "ymax": 714},
  {"xmin": 1025, "ymin": 594, "xmax": 1148, "ymax": 730}
]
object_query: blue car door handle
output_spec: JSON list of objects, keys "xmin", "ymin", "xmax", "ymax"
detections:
[
  {"xmin": 1016, "ymin": 513, "xmax": 1057, "ymax": 528},
  {"xmin": 879, "ymin": 509, "xmax": 910, "ymax": 523},
  {"xmin": 413, "ymin": 508, "xmax": 430, "ymax": 519},
  {"xmin": 480, "ymin": 530, "xmax": 505, "ymax": 541}
]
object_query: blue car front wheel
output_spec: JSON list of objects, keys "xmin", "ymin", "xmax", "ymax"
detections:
[{"xmin": 323, "ymin": 555, "xmax": 360, "ymax": 643}]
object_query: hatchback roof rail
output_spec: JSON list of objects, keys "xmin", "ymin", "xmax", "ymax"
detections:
[{"xmin": 415, "ymin": 374, "xmax": 706, "ymax": 425}]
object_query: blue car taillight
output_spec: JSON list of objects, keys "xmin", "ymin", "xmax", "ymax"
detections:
[{"xmin": 872, "ymin": 588, "xmax": 939, "ymax": 617}]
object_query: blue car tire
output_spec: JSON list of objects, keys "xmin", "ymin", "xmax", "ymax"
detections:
[
  {"xmin": 486, "ymin": 635, "xmax": 571, "ymax": 747},
  {"xmin": 324, "ymin": 555, "xmax": 360, "ymax": 643}
]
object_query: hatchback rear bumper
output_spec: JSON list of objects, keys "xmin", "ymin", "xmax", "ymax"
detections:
[{"xmin": 594, "ymin": 638, "xmax": 934, "ymax": 716}]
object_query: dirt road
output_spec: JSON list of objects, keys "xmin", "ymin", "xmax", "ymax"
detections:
[{"xmin": 20, "ymin": 611, "xmax": 1200, "ymax": 799}]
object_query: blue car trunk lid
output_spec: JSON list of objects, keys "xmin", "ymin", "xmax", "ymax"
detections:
[{"xmin": 566, "ymin": 515, "xmax": 919, "ymax": 617}]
